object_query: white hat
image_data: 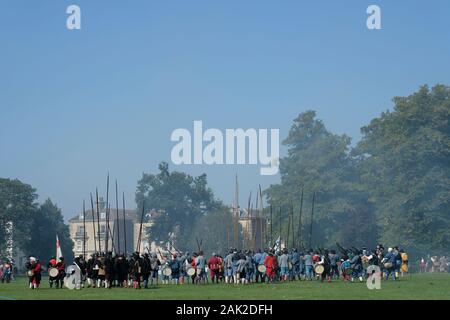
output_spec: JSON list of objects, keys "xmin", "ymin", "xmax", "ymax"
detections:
[
  {"xmin": 388, "ymin": 248, "xmax": 393, "ymax": 253},
  {"xmin": 30, "ymin": 257, "xmax": 36, "ymax": 262}
]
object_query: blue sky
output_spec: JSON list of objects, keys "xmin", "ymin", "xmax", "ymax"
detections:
[{"xmin": 1, "ymin": 0, "xmax": 449, "ymax": 220}]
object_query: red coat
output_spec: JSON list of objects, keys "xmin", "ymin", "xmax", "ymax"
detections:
[{"xmin": 208, "ymin": 256, "xmax": 220, "ymax": 271}]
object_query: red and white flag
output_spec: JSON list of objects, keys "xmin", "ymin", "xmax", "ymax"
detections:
[{"xmin": 56, "ymin": 234, "xmax": 63, "ymax": 260}]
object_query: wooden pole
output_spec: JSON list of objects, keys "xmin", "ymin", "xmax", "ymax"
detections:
[
  {"xmin": 83, "ymin": 200, "xmax": 86, "ymax": 258},
  {"xmin": 136, "ymin": 201, "xmax": 145, "ymax": 253},
  {"xmin": 105, "ymin": 173, "xmax": 110, "ymax": 253},
  {"xmin": 90, "ymin": 193, "xmax": 97, "ymax": 254},
  {"xmin": 297, "ymin": 188, "xmax": 304, "ymax": 248},
  {"xmin": 115, "ymin": 180, "xmax": 120, "ymax": 254},
  {"xmin": 96, "ymin": 188, "xmax": 102, "ymax": 253},
  {"xmin": 308, "ymin": 192, "xmax": 315, "ymax": 249},
  {"xmin": 122, "ymin": 192, "xmax": 127, "ymax": 255}
]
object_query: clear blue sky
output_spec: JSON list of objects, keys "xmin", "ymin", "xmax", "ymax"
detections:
[{"xmin": 1, "ymin": 0, "xmax": 449, "ymax": 220}]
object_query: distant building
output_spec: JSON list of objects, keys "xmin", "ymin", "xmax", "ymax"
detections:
[
  {"xmin": 235, "ymin": 208, "xmax": 267, "ymax": 250},
  {"xmin": 68, "ymin": 198, "xmax": 152, "ymax": 256}
]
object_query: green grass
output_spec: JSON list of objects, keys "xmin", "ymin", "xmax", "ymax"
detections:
[{"xmin": 1, "ymin": 274, "xmax": 449, "ymax": 300}]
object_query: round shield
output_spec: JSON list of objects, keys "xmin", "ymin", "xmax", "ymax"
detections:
[
  {"xmin": 288, "ymin": 262, "xmax": 293, "ymax": 270},
  {"xmin": 162, "ymin": 267, "xmax": 172, "ymax": 276},
  {"xmin": 314, "ymin": 264, "xmax": 325, "ymax": 275},
  {"xmin": 27, "ymin": 270, "xmax": 34, "ymax": 277},
  {"xmin": 257, "ymin": 264, "xmax": 266, "ymax": 273},
  {"xmin": 49, "ymin": 268, "xmax": 59, "ymax": 277},
  {"xmin": 187, "ymin": 267, "xmax": 196, "ymax": 276}
]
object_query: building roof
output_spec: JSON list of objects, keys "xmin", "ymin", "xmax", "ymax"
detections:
[{"xmin": 69, "ymin": 209, "xmax": 138, "ymax": 223}]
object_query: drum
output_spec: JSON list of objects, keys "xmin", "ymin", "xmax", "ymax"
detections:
[
  {"xmin": 162, "ymin": 266, "xmax": 172, "ymax": 276},
  {"xmin": 257, "ymin": 264, "xmax": 266, "ymax": 273},
  {"xmin": 384, "ymin": 262, "xmax": 393, "ymax": 269},
  {"xmin": 314, "ymin": 264, "xmax": 325, "ymax": 275},
  {"xmin": 27, "ymin": 270, "xmax": 34, "ymax": 277},
  {"xmin": 186, "ymin": 267, "xmax": 196, "ymax": 276},
  {"xmin": 49, "ymin": 268, "xmax": 59, "ymax": 277}
]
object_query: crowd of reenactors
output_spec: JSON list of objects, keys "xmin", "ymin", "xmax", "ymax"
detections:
[{"xmin": 18, "ymin": 243, "xmax": 409, "ymax": 289}]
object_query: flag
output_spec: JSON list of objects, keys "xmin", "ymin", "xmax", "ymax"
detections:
[{"xmin": 56, "ymin": 234, "xmax": 63, "ymax": 260}]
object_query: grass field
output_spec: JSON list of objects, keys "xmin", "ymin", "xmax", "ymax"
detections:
[{"xmin": 1, "ymin": 274, "xmax": 449, "ymax": 300}]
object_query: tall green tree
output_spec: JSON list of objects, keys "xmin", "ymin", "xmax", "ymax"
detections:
[
  {"xmin": 25, "ymin": 199, "xmax": 74, "ymax": 262},
  {"xmin": 0, "ymin": 178, "xmax": 37, "ymax": 259},
  {"xmin": 265, "ymin": 111, "xmax": 377, "ymax": 248},
  {"xmin": 354, "ymin": 85, "xmax": 450, "ymax": 254},
  {"xmin": 136, "ymin": 162, "xmax": 222, "ymax": 250}
]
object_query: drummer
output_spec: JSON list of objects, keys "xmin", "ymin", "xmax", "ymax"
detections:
[
  {"xmin": 253, "ymin": 249, "xmax": 265, "ymax": 283},
  {"xmin": 48, "ymin": 256, "xmax": 58, "ymax": 288},
  {"xmin": 28, "ymin": 257, "xmax": 42, "ymax": 290}
]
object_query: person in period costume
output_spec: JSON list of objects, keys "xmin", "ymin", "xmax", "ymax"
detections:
[
  {"xmin": 303, "ymin": 250, "xmax": 314, "ymax": 281},
  {"xmin": 264, "ymin": 250, "xmax": 278, "ymax": 283},
  {"xmin": 74, "ymin": 255, "xmax": 87, "ymax": 288},
  {"xmin": 381, "ymin": 248, "xmax": 397, "ymax": 281},
  {"xmin": 279, "ymin": 249, "xmax": 290, "ymax": 282},
  {"xmin": 56, "ymin": 257, "xmax": 66, "ymax": 289},
  {"xmin": 118, "ymin": 254, "xmax": 130, "ymax": 287},
  {"xmin": 224, "ymin": 249, "xmax": 234, "ymax": 284},
  {"xmin": 104, "ymin": 253, "xmax": 114, "ymax": 289},
  {"xmin": 400, "ymin": 249, "xmax": 409, "ymax": 277},
  {"xmin": 195, "ymin": 251, "xmax": 206, "ymax": 284},
  {"xmin": 1, "ymin": 261, "xmax": 12, "ymax": 284},
  {"xmin": 130, "ymin": 252, "xmax": 143, "ymax": 289},
  {"xmin": 328, "ymin": 250, "xmax": 340, "ymax": 280},
  {"xmin": 290, "ymin": 249, "xmax": 300, "ymax": 281},
  {"xmin": 245, "ymin": 251, "xmax": 254, "ymax": 284},
  {"xmin": 86, "ymin": 254, "xmax": 96, "ymax": 288},
  {"xmin": 28, "ymin": 257, "xmax": 42, "ymax": 289},
  {"xmin": 142, "ymin": 253, "xmax": 151, "ymax": 288},
  {"xmin": 208, "ymin": 253, "xmax": 221, "ymax": 284},
  {"xmin": 349, "ymin": 251, "xmax": 364, "ymax": 282},
  {"xmin": 48, "ymin": 256, "xmax": 58, "ymax": 288},
  {"xmin": 96, "ymin": 255, "xmax": 105, "ymax": 288},
  {"xmin": 149, "ymin": 253, "xmax": 161, "ymax": 286},
  {"xmin": 169, "ymin": 253, "xmax": 181, "ymax": 284},
  {"xmin": 318, "ymin": 250, "xmax": 331, "ymax": 282},
  {"xmin": 253, "ymin": 249, "xmax": 265, "ymax": 283}
]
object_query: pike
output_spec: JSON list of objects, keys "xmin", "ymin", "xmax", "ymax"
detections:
[
  {"xmin": 90, "ymin": 193, "xmax": 97, "ymax": 253},
  {"xmin": 290, "ymin": 202, "xmax": 294, "ymax": 248},
  {"xmin": 308, "ymin": 192, "xmax": 316, "ymax": 249},
  {"xmin": 258, "ymin": 185, "xmax": 264, "ymax": 250},
  {"xmin": 105, "ymin": 173, "xmax": 110, "ymax": 253},
  {"xmin": 115, "ymin": 180, "xmax": 120, "ymax": 254},
  {"xmin": 270, "ymin": 205, "xmax": 273, "ymax": 247},
  {"xmin": 96, "ymin": 188, "xmax": 102, "ymax": 253},
  {"xmin": 233, "ymin": 174, "xmax": 239, "ymax": 249},
  {"xmin": 83, "ymin": 200, "xmax": 86, "ymax": 258},
  {"xmin": 107, "ymin": 204, "xmax": 116, "ymax": 254},
  {"xmin": 122, "ymin": 192, "xmax": 127, "ymax": 255},
  {"xmin": 297, "ymin": 188, "xmax": 304, "ymax": 248},
  {"xmin": 136, "ymin": 200, "xmax": 145, "ymax": 253},
  {"xmin": 286, "ymin": 203, "xmax": 291, "ymax": 249}
]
